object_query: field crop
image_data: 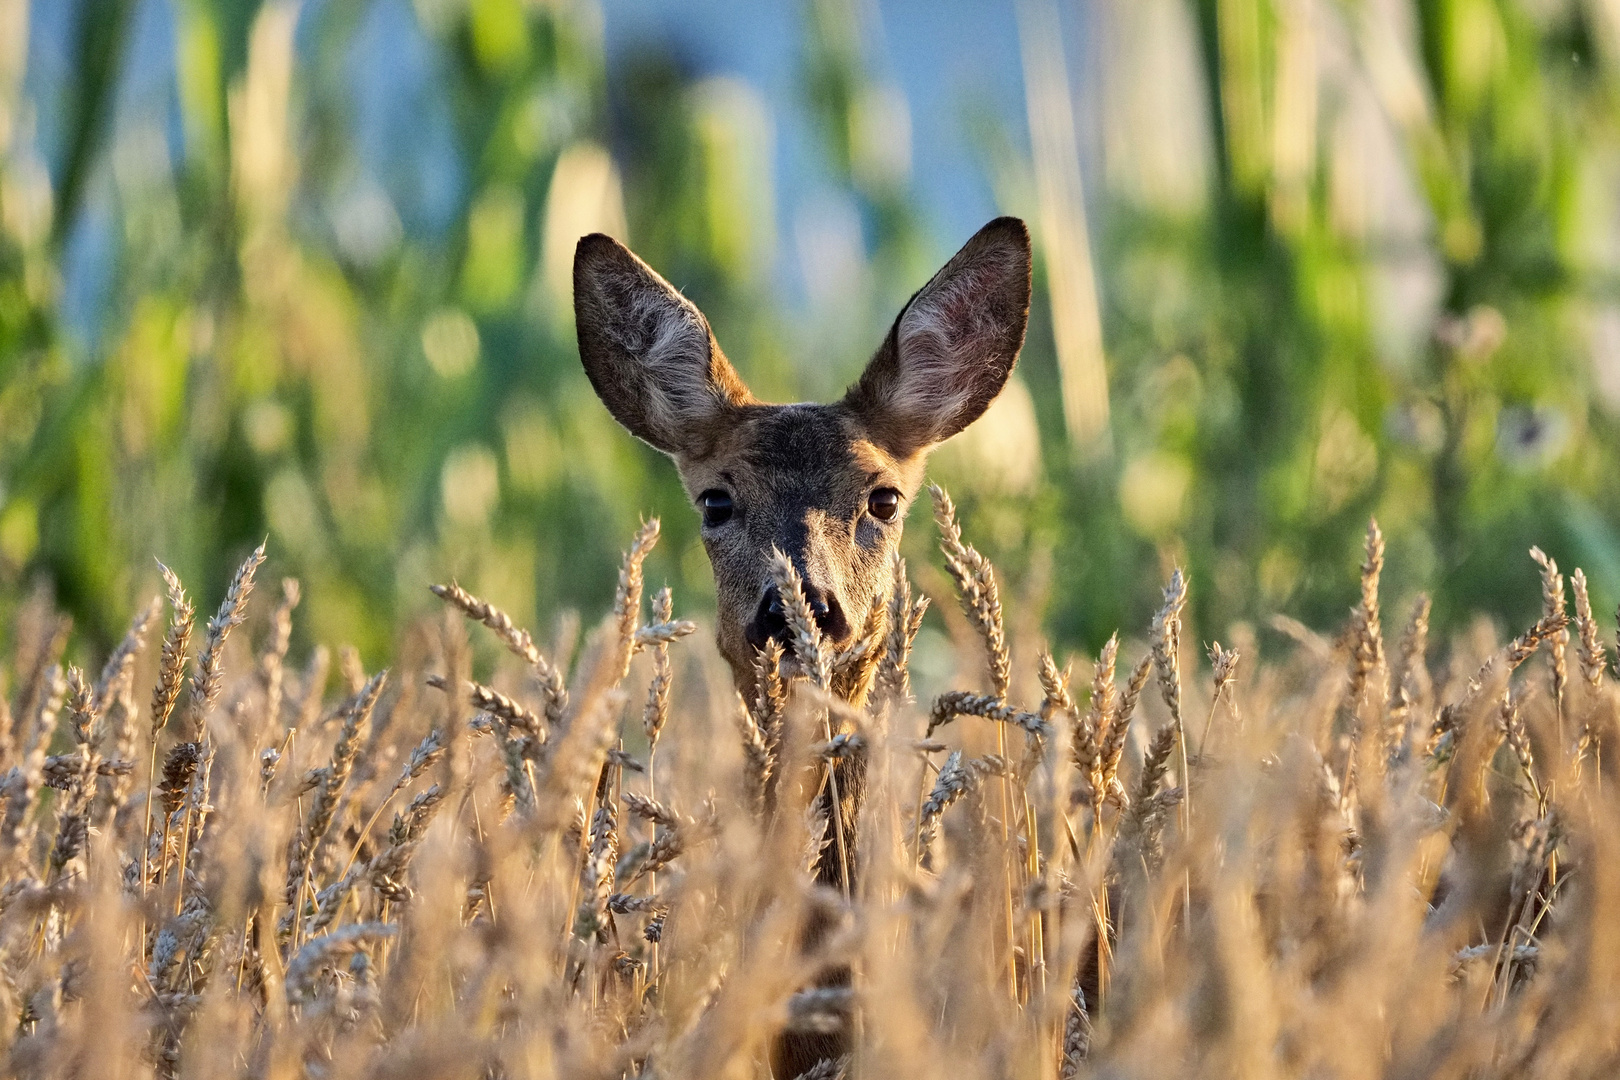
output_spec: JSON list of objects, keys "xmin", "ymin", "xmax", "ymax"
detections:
[{"xmin": 0, "ymin": 487, "xmax": 1615, "ymax": 1079}]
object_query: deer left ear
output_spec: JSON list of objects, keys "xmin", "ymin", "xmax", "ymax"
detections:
[
  {"xmin": 574, "ymin": 233, "xmax": 756, "ymax": 457},
  {"xmin": 843, "ymin": 217, "xmax": 1031, "ymax": 457}
]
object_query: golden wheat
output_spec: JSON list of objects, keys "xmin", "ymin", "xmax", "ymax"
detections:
[{"xmin": 0, "ymin": 499, "xmax": 1616, "ymax": 1078}]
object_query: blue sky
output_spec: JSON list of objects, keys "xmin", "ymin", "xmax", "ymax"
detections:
[
  {"xmin": 22, "ymin": 0, "xmax": 1080, "ymax": 342},
  {"xmin": 598, "ymin": 0, "xmax": 1035, "ymax": 253}
]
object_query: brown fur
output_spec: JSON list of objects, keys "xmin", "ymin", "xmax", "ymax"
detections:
[{"xmin": 574, "ymin": 217, "xmax": 1032, "ymax": 700}]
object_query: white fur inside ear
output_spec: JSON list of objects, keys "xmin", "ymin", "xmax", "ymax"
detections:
[
  {"xmin": 598, "ymin": 268, "xmax": 723, "ymax": 436},
  {"xmin": 891, "ymin": 245, "xmax": 1024, "ymax": 437}
]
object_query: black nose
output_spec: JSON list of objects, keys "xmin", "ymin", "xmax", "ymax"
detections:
[{"xmin": 744, "ymin": 582, "xmax": 849, "ymax": 654}]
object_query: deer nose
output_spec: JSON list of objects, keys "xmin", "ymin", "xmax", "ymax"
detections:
[{"xmin": 745, "ymin": 583, "xmax": 849, "ymax": 654}]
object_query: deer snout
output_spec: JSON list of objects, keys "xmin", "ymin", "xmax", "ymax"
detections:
[{"xmin": 744, "ymin": 582, "xmax": 850, "ymax": 655}]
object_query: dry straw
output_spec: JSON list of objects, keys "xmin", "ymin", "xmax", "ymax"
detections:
[{"xmin": 0, "ymin": 492, "xmax": 1618, "ymax": 1078}]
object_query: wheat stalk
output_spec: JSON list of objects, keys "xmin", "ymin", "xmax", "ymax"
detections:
[{"xmin": 0, "ymin": 504, "xmax": 1614, "ymax": 1080}]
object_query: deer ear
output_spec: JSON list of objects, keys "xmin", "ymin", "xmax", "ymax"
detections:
[
  {"xmin": 574, "ymin": 234, "xmax": 755, "ymax": 456},
  {"xmin": 844, "ymin": 217, "xmax": 1031, "ymax": 457}
]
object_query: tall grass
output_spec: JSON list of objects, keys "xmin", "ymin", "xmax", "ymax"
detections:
[{"xmin": 0, "ymin": 489, "xmax": 1616, "ymax": 1079}]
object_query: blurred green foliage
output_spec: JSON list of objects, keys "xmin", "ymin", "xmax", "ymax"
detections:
[
  {"xmin": 1049, "ymin": 0, "xmax": 1620, "ymax": 652},
  {"xmin": 2, "ymin": 0, "xmax": 1620, "ymax": 668}
]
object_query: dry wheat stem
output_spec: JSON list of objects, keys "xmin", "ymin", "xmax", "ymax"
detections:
[
  {"xmin": 768, "ymin": 549, "xmax": 850, "ymax": 896},
  {"xmin": 643, "ymin": 587, "xmax": 675, "ymax": 754},
  {"xmin": 1571, "ymin": 568, "xmax": 1606, "ymax": 702},
  {"xmin": 1346, "ymin": 519, "xmax": 1388, "ymax": 726},
  {"xmin": 1530, "ymin": 546, "xmax": 1569, "ymax": 744},
  {"xmin": 141, "ymin": 567, "xmax": 196, "ymax": 902},
  {"xmin": 929, "ymin": 485, "xmax": 1023, "ymax": 999},
  {"xmin": 612, "ymin": 519, "xmax": 662, "ymax": 682},
  {"xmin": 257, "ymin": 577, "xmax": 301, "ymax": 750},
  {"xmin": 0, "ymin": 493, "xmax": 1612, "ymax": 1078},
  {"xmin": 928, "ymin": 485, "xmax": 1009, "ymax": 698},
  {"xmin": 430, "ymin": 581, "xmax": 569, "ymax": 723},
  {"xmin": 1388, "ymin": 593, "xmax": 1432, "ymax": 764},
  {"xmin": 184, "ymin": 542, "xmax": 266, "ymax": 743}
]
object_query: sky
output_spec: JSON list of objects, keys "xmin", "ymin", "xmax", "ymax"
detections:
[
  {"xmin": 21, "ymin": 0, "xmax": 1079, "ymax": 341},
  {"xmin": 597, "ymin": 0, "xmax": 1035, "ymax": 255}
]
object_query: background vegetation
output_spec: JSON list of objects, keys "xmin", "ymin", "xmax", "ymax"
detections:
[
  {"xmin": 4, "ymin": 4, "xmax": 1620, "ymax": 1075},
  {"xmin": 4, "ymin": 0, "xmax": 1620, "ymax": 670}
]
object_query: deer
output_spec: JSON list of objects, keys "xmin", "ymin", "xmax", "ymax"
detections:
[{"xmin": 573, "ymin": 216, "xmax": 1032, "ymax": 1076}]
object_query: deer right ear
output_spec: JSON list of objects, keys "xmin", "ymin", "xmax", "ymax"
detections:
[
  {"xmin": 573, "ymin": 234, "xmax": 754, "ymax": 457},
  {"xmin": 843, "ymin": 217, "xmax": 1031, "ymax": 457}
]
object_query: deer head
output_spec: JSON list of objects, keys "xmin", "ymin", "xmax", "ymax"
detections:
[{"xmin": 574, "ymin": 218, "xmax": 1031, "ymax": 698}]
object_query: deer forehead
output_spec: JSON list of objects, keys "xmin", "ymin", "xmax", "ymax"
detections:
[{"xmin": 677, "ymin": 404, "xmax": 924, "ymax": 509}]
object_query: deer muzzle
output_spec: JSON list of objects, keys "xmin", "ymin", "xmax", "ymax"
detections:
[{"xmin": 745, "ymin": 581, "xmax": 850, "ymax": 656}]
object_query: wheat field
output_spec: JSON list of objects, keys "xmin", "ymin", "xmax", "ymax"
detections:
[{"xmin": 0, "ymin": 485, "xmax": 1614, "ymax": 1079}]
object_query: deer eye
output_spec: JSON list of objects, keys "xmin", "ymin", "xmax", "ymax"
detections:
[
  {"xmin": 867, "ymin": 488, "xmax": 901, "ymax": 522},
  {"xmin": 699, "ymin": 490, "xmax": 733, "ymax": 527}
]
